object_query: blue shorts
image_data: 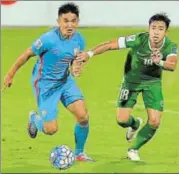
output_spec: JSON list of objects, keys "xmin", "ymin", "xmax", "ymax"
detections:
[{"xmin": 32, "ymin": 78, "xmax": 84, "ymax": 122}]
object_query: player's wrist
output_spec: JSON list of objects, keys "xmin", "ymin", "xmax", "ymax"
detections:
[{"xmin": 87, "ymin": 51, "xmax": 94, "ymax": 58}]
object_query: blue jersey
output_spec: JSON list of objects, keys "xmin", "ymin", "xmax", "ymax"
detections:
[{"xmin": 31, "ymin": 27, "xmax": 85, "ymax": 88}]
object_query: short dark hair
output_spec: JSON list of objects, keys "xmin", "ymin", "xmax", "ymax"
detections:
[
  {"xmin": 58, "ymin": 3, "xmax": 79, "ymax": 17},
  {"xmin": 149, "ymin": 13, "xmax": 171, "ymax": 29}
]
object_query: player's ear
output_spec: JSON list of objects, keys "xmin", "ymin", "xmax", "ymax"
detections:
[
  {"xmin": 76, "ymin": 18, "xmax": 80, "ymax": 26},
  {"xmin": 165, "ymin": 29, "xmax": 168, "ymax": 35},
  {"xmin": 165, "ymin": 26, "xmax": 169, "ymax": 33}
]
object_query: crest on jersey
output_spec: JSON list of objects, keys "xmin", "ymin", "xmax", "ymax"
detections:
[
  {"xmin": 74, "ymin": 47, "xmax": 80, "ymax": 56},
  {"xmin": 126, "ymin": 35, "xmax": 136, "ymax": 42},
  {"xmin": 34, "ymin": 39, "xmax": 43, "ymax": 49}
]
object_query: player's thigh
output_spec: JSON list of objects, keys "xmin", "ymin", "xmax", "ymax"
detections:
[
  {"xmin": 67, "ymin": 100, "xmax": 88, "ymax": 123},
  {"xmin": 61, "ymin": 79, "xmax": 87, "ymax": 122},
  {"xmin": 117, "ymin": 83, "xmax": 139, "ymax": 122},
  {"xmin": 146, "ymin": 108, "xmax": 162, "ymax": 127},
  {"xmin": 117, "ymin": 82, "xmax": 139, "ymax": 109},
  {"xmin": 142, "ymin": 82, "xmax": 164, "ymax": 112}
]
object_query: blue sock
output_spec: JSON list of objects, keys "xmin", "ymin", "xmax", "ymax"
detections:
[
  {"xmin": 31, "ymin": 113, "xmax": 44, "ymax": 132},
  {"xmin": 34, "ymin": 115, "xmax": 44, "ymax": 132},
  {"xmin": 74, "ymin": 122, "xmax": 89, "ymax": 155}
]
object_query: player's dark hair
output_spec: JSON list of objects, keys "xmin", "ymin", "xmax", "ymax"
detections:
[
  {"xmin": 58, "ymin": 3, "xmax": 79, "ymax": 17},
  {"xmin": 149, "ymin": 13, "xmax": 171, "ymax": 30}
]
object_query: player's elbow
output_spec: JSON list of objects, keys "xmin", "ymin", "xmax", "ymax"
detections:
[
  {"xmin": 164, "ymin": 68, "xmax": 175, "ymax": 72},
  {"xmin": 164, "ymin": 63, "xmax": 177, "ymax": 72},
  {"xmin": 172, "ymin": 63, "xmax": 177, "ymax": 71}
]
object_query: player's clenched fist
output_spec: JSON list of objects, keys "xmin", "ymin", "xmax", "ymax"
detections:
[
  {"xmin": 71, "ymin": 59, "xmax": 84, "ymax": 77},
  {"xmin": 151, "ymin": 48, "xmax": 161, "ymax": 64},
  {"xmin": 76, "ymin": 51, "xmax": 89, "ymax": 63}
]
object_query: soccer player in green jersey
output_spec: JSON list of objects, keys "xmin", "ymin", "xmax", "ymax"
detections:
[{"xmin": 75, "ymin": 13, "xmax": 178, "ymax": 161}]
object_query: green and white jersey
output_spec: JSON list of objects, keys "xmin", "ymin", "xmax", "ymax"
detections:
[{"xmin": 118, "ymin": 32, "xmax": 178, "ymax": 83}]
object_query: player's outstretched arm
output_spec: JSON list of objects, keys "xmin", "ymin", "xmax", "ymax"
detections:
[
  {"xmin": 152, "ymin": 49, "xmax": 178, "ymax": 71},
  {"xmin": 76, "ymin": 39, "xmax": 120, "ymax": 62},
  {"xmin": 3, "ymin": 48, "xmax": 35, "ymax": 90},
  {"xmin": 162, "ymin": 55, "xmax": 178, "ymax": 71}
]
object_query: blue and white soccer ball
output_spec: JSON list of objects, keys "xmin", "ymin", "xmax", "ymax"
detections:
[{"xmin": 49, "ymin": 145, "xmax": 75, "ymax": 170}]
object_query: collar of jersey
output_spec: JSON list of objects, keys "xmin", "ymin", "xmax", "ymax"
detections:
[{"xmin": 57, "ymin": 27, "xmax": 76, "ymax": 41}]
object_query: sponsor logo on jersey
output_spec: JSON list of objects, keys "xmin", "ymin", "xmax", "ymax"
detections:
[
  {"xmin": 137, "ymin": 51, "xmax": 149, "ymax": 57},
  {"xmin": 35, "ymin": 39, "xmax": 43, "ymax": 49},
  {"xmin": 126, "ymin": 35, "xmax": 136, "ymax": 42}
]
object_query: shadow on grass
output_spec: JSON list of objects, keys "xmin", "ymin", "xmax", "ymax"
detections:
[{"xmin": 89, "ymin": 156, "xmax": 146, "ymax": 173}]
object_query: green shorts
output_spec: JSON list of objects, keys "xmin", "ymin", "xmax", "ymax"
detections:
[{"xmin": 117, "ymin": 81, "xmax": 164, "ymax": 111}]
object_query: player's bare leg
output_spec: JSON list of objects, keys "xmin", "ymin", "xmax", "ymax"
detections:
[
  {"xmin": 116, "ymin": 108, "xmax": 143, "ymax": 161},
  {"xmin": 128, "ymin": 108, "xmax": 162, "ymax": 161},
  {"xmin": 126, "ymin": 117, "xmax": 143, "ymax": 142},
  {"xmin": 43, "ymin": 120, "xmax": 58, "ymax": 135},
  {"xmin": 67, "ymin": 100, "xmax": 95, "ymax": 162},
  {"xmin": 116, "ymin": 108, "xmax": 142, "ymax": 141}
]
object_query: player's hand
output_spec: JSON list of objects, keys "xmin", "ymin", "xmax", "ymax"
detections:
[
  {"xmin": 151, "ymin": 48, "xmax": 161, "ymax": 64},
  {"xmin": 76, "ymin": 51, "xmax": 89, "ymax": 63},
  {"xmin": 71, "ymin": 59, "xmax": 84, "ymax": 77},
  {"xmin": 2, "ymin": 73, "xmax": 13, "ymax": 91}
]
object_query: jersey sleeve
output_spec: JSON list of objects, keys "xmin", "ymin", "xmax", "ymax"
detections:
[
  {"xmin": 118, "ymin": 34, "xmax": 141, "ymax": 49},
  {"xmin": 166, "ymin": 43, "xmax": 178, "ymax": 59},
  {"xmin": 31, "ymin": 34, "xmax": 50, "ymax": 56}
]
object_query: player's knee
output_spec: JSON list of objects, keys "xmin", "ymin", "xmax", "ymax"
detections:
[
  {"xmin": 116, "ymin": 112, "xmax": 131, "ymax": 128},
  {"xmin": 77, "ymin": 113, "xmax": 89, "ymax": 126},
  {"xmin": 76, "ymin": 110, "xmax": 88, "ymax": 120},
  {"xmin": 44, "ymin": 123, "xmax": 58, "ymax": 135},
  {"xmin": 116, "ymin": 113, "xmax": 129, "ymax": 123},
  {"xmin": 148, "ymin": 119, "xmax": 160, "ymax": 127}
]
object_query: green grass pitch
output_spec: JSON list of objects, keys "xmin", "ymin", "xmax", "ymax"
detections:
[{"xmin": 1, "ymin": 27, "xmax": 179, "ymax": 173}]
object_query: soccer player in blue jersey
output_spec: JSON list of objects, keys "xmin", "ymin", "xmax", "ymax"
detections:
[{"xmin": 3, "ymin": 3, "xmax": 94, "ymax": 162}]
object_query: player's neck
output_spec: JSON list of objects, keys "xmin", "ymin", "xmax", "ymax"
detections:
[
  {"xmin": 62, "ymin": 34, "xmax": 72, "ymax": 40},
  {"xmin": 59, "ymin": 28, "xmax": 73, "ymax": 40}
]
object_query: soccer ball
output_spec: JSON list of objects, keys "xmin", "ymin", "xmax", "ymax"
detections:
[{"xmin": 49, "ymin": 145, "xmax": 75, "ymax": 170}]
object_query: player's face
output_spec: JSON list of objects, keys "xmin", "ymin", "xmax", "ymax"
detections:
[
  {"xmin": 149, "ymin": 21, "xmax": 167, "ymax": 44},
  {"xmin": 57, "ymin": 13, "xmax": 79, "ymax": 37}
]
